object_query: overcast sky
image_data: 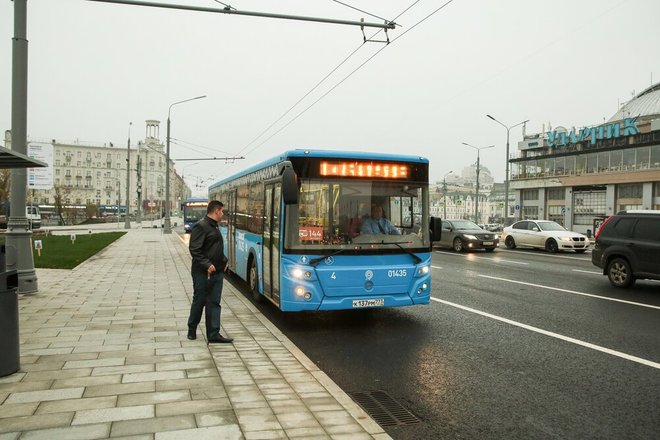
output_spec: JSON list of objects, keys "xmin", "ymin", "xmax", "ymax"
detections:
[{"xmin": 2, "ymin": 0, "xmax": 659, "ymax": 196}]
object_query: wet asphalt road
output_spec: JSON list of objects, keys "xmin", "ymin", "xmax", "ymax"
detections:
[{"xmin": 229, "ymin": 247, "xmax": 660, "ymax": 439}]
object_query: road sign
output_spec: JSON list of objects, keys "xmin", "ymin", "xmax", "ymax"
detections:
[{"xmin": 514, "ymin": 204, "xmax": 520, "ymax": 211}]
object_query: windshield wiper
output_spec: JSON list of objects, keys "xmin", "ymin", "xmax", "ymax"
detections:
[
  {"xmin": 309, "ymin": 246, "xmax": 362, "ymax": 267},
  {"xmin": 379, "ymin": 241, "xmax": 422, "ymax": 264}
]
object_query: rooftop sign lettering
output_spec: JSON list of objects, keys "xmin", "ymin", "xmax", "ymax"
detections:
[{"xmin": 547, "ymin": 117, "xmax": 639, "ymax": 148}]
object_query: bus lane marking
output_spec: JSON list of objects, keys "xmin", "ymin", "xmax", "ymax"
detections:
[
  {"xmin": 479, "ymin": 275, "xmax": 660, "ymax": 310},
  {"xmin": 430, "ymin": 297, "xmax": 660, "ymax": 371}
]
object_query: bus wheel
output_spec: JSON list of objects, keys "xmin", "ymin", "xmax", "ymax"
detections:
[{"xmin": 248, "ymin": 258, "xmax": 262, "ymax": 302}]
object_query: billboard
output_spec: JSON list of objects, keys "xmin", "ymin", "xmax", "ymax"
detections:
[{"xmin": 27, "ymin": 142, "xmax": 53, "ymax": 190}]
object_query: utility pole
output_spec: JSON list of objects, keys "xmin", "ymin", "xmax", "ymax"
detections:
[
  {"xmin": 6, "ymin": 0, "xmax": 38, "ymax": 293},
  {"xmin": 136, "ymin": 142, "xmax": 142, "ymax": 226},
  {"xmin": 442, "ymin": 171, "xmax": 452, "ymax": 220},
  {"xmin": 124, "ymin": 122, "xmax": 131, "ymax": 229}
]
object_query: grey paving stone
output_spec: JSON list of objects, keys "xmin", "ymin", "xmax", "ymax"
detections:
[
  {"xmin": 154, "ymin": 425, "xmax": 242, "ymax": 440},
  {"xmin": 0, "ymin": 402, "xmax": 39, "ymax": 418},
  {"xmin": 52, "ymin": 374, "xmax": 122, "ymax": 389},
  {"xmin": 121, "ymin": 371, "xmax": 185, "ymax": 384},
  {"xmin": 117, "ymin": 390, "xmax": 190, "ymax": 407},
  {"xmin": 155, "ymin": 398, "xmax": 231, "ymax": 417},
  {"xmin": 91, "ymin": 364, "xmax": 155, "ymax": 376},
  {"xmin": 18, "ymin": 423, "xmax": 110, "ymax": 440},
  {"xmin": 24, "ymin": 368, "xmax": 92, "ymax": 381},
  {"xmin": 36, "ymin": 396, "xmax": 117, "ymax": 415},
  {"xmin": 72, "ymin": 404, "xmax": 154, "ymax": 425},
  {"xmin": 194, "ymin": 410, "xmax": 238, "ymax": 428},
  {"xmin": 154, "ymin": 377, "xmax": 222, "ymax": 392},
  {"xmin": 109, "ymin": 414, "xmax": 196, "ymax": 437},
  {"xmin": 4, "ymin": 387, "xmax": 84, "ymax": 404},
  {"xmin": 0, "ymin": 412, "xmax": 74, "ymax": 434},
  {"xmin": 83, "ymin": 381, "xmax": 155, "ymax": 398},
  {"xmin": 63, "ymin": 357, "xmax": 126, "ymax": 369},
  {"xmin": 243, "ymin": 430, "xmax": 288, "ymax": 440}
]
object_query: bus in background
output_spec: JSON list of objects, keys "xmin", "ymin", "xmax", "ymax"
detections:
[
  {"xmin": 182, "ymin": 198, "xmax": 208, "ymax": 233},
  {"xmin": 209, "ymin": 149, "xmax": 441, "ymax": 312},
  {"xmin": 0, "ymin": 202, "xmax": 41, "ymax": 230}
]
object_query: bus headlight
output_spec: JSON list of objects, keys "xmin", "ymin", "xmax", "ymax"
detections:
[
  {"xmin": 295, "ymin": 286, "xmax": 305, "ymax": 297},
  {"xmin": 291, "ymin": 267, "xmax": 311, "ymax": 279},
  {"xmin": 417, "ymin": 265, "xmax": 430, "ymax": 276}
]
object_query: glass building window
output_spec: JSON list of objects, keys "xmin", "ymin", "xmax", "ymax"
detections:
[
  {"xmin": 522, "ymin": 206, "xmax": 538, "ymax": 219},
  {"xmin": 522, "ymin": 189, "xmax": 539, "ymax": 201},
  {"xmin": 618, "ymin": 184, "xmax": 642, "ymax": 198},
  {"xmin": 573, "ymin": 190, "xmax": 606, "ymax": 225},
  {"xmin": 547, "ymin": 188, "xmax": 564, "ymax": 200}
]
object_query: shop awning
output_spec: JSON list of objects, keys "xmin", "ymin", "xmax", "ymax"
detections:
[{"xmin": 0, "ymin": 146, "xmax": 47, "ymax": 169}]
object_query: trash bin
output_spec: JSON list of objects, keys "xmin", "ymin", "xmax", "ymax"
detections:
[{"xmin": 0, "ymin": 245, "xmax": 20, "ymax": 377}]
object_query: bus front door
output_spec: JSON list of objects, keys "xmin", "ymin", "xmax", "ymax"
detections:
[
  {"xmin": 226, "ymin": 191, "xmax": 236, "ymax": 271},
  {"xmin": 263, "ymin": 184, "xmax": 281, "ymax": 304}
]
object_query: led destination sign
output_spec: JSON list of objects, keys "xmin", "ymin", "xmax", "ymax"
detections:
[{"xmin": 320, "ymin": 161, "xmax": 409, "ymax": 179}]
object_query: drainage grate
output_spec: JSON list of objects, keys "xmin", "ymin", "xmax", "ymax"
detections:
[{"xmin": 349, "ymin": 390, "xmax": 421, "ymax": 427}]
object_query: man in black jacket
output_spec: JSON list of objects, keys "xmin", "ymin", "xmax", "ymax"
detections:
[{"xmin": 187, "ymin": 200, "xmax": 233, "ymax": 343}]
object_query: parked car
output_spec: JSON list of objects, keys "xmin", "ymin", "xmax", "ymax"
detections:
[
  {"xmin": 435, "ymin": 219, "xmax": 499, "ymax": 252},
  {"xmin": 591, "ymin": 210, "xmax": 660, "ymax": 288},
  {"xmin": 502, "ymin": 220, "xmax": 589, "ymax": 253}
]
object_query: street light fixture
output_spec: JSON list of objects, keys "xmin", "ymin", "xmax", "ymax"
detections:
[
  {"xmin": 442, "ymin": 170, "xmax": 453, "ymax": 220},
  {"xmin": 486, "ymin": 114, "xmax": 529, "ymax": 225},
  {"xmin": 164, "ymin": 95, "xmax": 206, "ymax": 234},
  {"xmin": 462, "ymin": 142, "xmax": 495, "ymax": 224}
]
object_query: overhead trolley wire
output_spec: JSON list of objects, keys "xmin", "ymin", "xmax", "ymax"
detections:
[
  {"xmin": 241, "ymin": 0, "xmax": 454, "ymax": 158},
  {"xmin": 331, "ymin": 0, "xmax": 393, "ymax": 25},
  {"xmin": 236, "ymin": 0, "xmax": 427, "ymax": 158}
]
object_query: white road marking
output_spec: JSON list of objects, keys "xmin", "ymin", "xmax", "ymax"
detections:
[
  {"xmin": 435, "ymin": 250, "xmax": 529, "ymax": 265},
  {"xmin": 431, "ymin": 297, "xmax": 660, "ymax": 370},
  {"xmin": 431, "ymin": 265, "xmax": 443, "ymax": 270},
  {"xmin": 572, "ymin": 269, "xmax": 601, "ymax": 275},
  {"xmin": 479, "ymin": 275, "xmax": 660, "ymax": 310},
  {"xmin": 493, "ymin": 259, "xmax": 529, "ymax": 265},
  {"xmin": 497, "ymin": 248, "xmax": 590, "ymax": 261}
]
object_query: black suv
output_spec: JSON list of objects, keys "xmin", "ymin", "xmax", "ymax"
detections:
[{"xmin": 592, "ymin": 210, "xmax": 660, "ymax": 287}]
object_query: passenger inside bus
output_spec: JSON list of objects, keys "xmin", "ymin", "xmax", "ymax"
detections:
[{"xmin": 361, "ymin": 204, "xmax": 400, "ymax": 235}]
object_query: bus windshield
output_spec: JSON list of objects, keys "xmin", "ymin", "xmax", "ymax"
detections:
[
  {"xmin": 286, "ymin": 178, "xmax": 429, "ymax": 251},
  {"xmin": 184, "ymin": 207, "xmax": 207, "ymax": 223}
]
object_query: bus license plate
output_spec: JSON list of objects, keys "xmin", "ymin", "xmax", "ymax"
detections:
[
  {"xmin": 353, "ymin": 299, "xmax": 385, "ymax": 308},
  {"xmin": 482, "ymin": 241, "xmax": 493, "ymax": 246}
]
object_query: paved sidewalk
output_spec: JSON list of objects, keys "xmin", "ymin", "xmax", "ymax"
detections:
[{"xmin": 0, "ymin": 228, "xmax": 391, "ymax": 439}]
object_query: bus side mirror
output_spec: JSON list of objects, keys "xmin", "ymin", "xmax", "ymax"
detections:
[
  {"xmin": 280, "ymin": 162, "xmax": 298, "ymax": 205},
  {"xmin": 430, "ymin": 217, "xmax": 442, "ymax": 242}
]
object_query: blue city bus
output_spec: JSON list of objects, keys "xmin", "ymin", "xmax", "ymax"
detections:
[
  {"xmin": 208, "ymin": 150, "xmax": 441, "ymax": 312},
  {"xmin": 182, "ymin": 197, "xmax": 208, "ymax": 233}
]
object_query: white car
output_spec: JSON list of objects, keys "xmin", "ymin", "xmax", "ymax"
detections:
[{"xmin": 502, "ymin": 220, "xmax": 589, "ymax": 253}]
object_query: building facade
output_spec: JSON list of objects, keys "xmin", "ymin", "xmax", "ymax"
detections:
[
  {"xmin": 509, "ymin": 82, "xmax": 660, "ymax": 235},
  {"xmin": 4, "ymin": 120, "xmax": 191, "ymax": 222}
]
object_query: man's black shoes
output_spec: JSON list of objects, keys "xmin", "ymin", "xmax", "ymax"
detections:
[
  {"xmin": 187, "ymin": 329, "xmax": 196, "ymax": 340},
  {"xmin": 208, "ymin": 335, "xmax": 233, "ymax": 344}
]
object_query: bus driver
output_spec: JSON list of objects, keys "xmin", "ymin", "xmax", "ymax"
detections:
[{"xmin": 361, "ymin": 204, "xmax": 400, "ymax": 235}]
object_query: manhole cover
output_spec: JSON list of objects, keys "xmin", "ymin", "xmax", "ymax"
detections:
[{"xmin": 348, "ymin": 390, "xmax": 421, "ymax": 427}]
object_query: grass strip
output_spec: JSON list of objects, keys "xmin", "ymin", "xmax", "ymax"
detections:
[{"xmin": 33, "ymin": 232, "xmax": 126, "ymax": 269}]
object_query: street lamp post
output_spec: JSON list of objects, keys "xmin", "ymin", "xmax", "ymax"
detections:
[
  {"xmin": 486, "ymin": 115, "xmax": 529, "ymax": 225},
  {"xmin": 442, "ymin": 170, "xmax": 453, "ymax": 220},
  {"xmin": 164, "ymin": 95, "xmax": 206, "ymax": 234},
  {"xmin": 462, "ymin": 142, "xmax": 494, "ymax": 224},
  {"xmin": 124, "ymin": 122, "xmax": 132, "ymax": 229}
]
